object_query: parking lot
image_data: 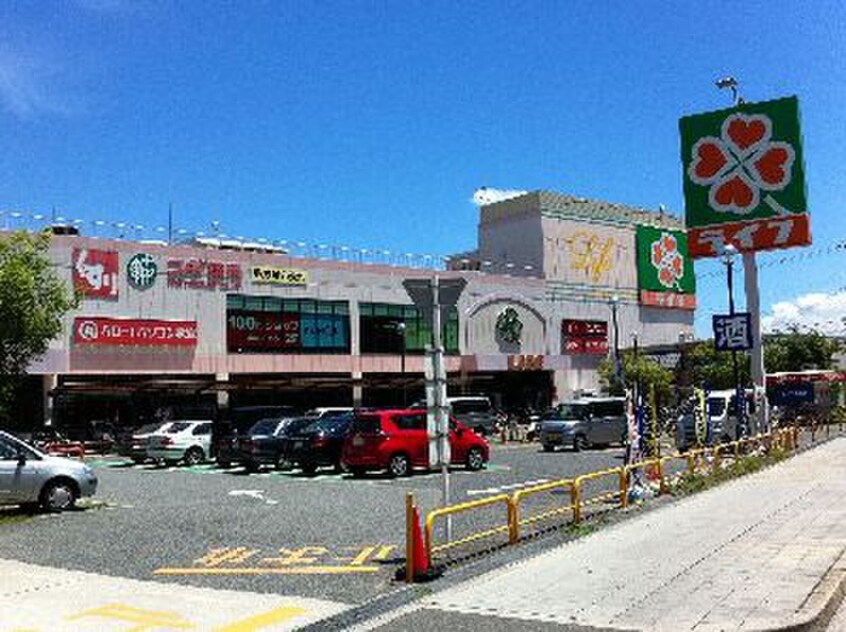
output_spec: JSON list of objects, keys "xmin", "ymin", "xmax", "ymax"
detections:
[{"xmin": 0, "ymin": 442, "xmax": 622, "ymax": 608}]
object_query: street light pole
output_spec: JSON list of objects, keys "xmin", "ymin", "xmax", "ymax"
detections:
[
  {"xmin": 609, "ymin": 295, "xmax": 622, "ymax": 389},
  {"xmin": 721, "ymin": 244, "xmax": 746, "ymax": 437},
  {"xmin": 397, "ymin": 321, "xmax": 407, "ymax": 406}
]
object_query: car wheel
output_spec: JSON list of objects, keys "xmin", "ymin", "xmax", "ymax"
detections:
[
  {"xmin": 542, "ymin": 443, "xmax": 555, "ymax": 452},
  {"xmin": 184, "ymin": 447, "xmax": 205, "ymax": 466},
  {"xmin": 387, "ymin": 453, "xmax": 410, "ymax": 478},
  {"xmin": 466, "ymin": 447, "xmax": 485, "ymax": 471},
  {"xmin": 40, "ymin": 479, "xmax": 78, "ymax": 512},
  {"xmin": 301, "ymin": 462, "xmax": 318, "ymax": 476},
  {"xmin": 244, "ymin": 461, "xmax": 259, "ymax": 474},
  {"xmin": 275, "ymin": 454, "xmax": 293, "ymax": 471},
  {"xmin": 573, "ymin": 434, "xmax": 589, "ymax": 452}
]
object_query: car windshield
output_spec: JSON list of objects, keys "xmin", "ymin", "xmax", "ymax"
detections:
[
  {"xmin": 554, "ymin": 404, "xmax": 589, "ymax": 420},
  {"xmin": 249, "ymin": 419, "xmax": 281, "ymax": 435},
  {"xmin": 134, "ymin": 423, "xmax": 163, "ymax": 434},
  {"xmin": 303, "ymin": 417, "xmax": 351, "ymax": 434},
  {"xmin": 708, "ymin": 398, "xmax": 727, "ymax": 417},
  {"xmin": 166, "ymin": 422, "xmax": 193, "ymax": 433}
]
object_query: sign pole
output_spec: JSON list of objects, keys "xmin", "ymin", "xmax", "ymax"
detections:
[
  {"xmin": 431, "ymin": 275, "xmax": 452, "ymax": 542},
  {"xmin": 743, "ymin": 253, "xmax": 767, "ymax": 433}
]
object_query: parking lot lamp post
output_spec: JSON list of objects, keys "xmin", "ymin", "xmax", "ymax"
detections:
[
  {"xmin": 721, "ymin": 244, "xmax": 746, "ymax": 437},
  {"xmin": 609, "ymin": 295, "xmax": 622, "ymax": 390},
  {"xmin": 397, "ymin": 321, "xmax": 407, "ymax": 406}
]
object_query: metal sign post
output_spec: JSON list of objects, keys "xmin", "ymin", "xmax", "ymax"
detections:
[{"xmin": 403, "ymin": 276, "xmax": 466, "ymax": 543}]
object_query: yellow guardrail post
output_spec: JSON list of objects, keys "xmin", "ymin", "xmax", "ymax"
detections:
[
  {"xmin": 826, "ymin": 422, "xmax": 831, "ymax": 439},
  {"xmin": 571, "ymin": 479, "xmax": 582, "ymax": 524},
  {"xmin": 657, "ymin": 457, "xmax": 669, "ymax": 495},
  {"xmin": 712, "ymin": 445, "xmax": 721, "ymax": 473},
  {"xmin": 507, "ymin": 497, "xmax": 519, "ymax": 544},
  {"xmin": 620, "ymin": 467, "xmax": 629, "ymax": 509},
  {"xmin": 406, "ymin": 492, "xmax": 415, "ymax": 584},
  {"xmin": 687, "ymin": 451, "xmax": 695, "ymax": 475}
]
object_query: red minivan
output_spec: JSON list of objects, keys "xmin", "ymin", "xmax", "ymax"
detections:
[{"xmin": 341, "ymin": 409, "xmax": 490, "ymax": 477}]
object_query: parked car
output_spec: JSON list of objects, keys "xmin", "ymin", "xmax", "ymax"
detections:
[
  {"xmin": 146, "ymin": 420, "xmax": 213, "ymax": 466},
  {"xmin": 341, "ymin": 409, "xmax": 490, "ymax": 477},
  {"xmin": 0, "ymin": 429, "xmax": 98, "ymax": 512},
  {"xmin": 411, "ymin": 396, "xmax": 500, "ymax": 436},
  {"xmin": 676, "ymin": 389, "xmax": 756, "ymax": 451},
  {"xmin": 235, "ymin": 416, "xmax": 313, "ymax": 472},
  {"xmin": 279, "ymin": 414, "xmax": 355, "ymax": 475},
  {"xmin": 31, "ymin": 429, "xmax": 86, "ymax": 459},
  {"xmin": 539, "ymin": 398, "xmax": 627, "ymax": 452},
  {"xmin": 116, "ymin": 421, "xmax": 177, "ymax": 463},
  {"xmin": 214, "ymin": 405, "xmax": 300, "ymax": 467},
  {"xmin": 304, "ymin": 407, "xmax": 354, "ymax": 420}
]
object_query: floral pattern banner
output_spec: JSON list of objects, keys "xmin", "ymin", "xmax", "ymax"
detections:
[
  {"xmin": 636, "ymin": 226, "xmax": 696, "ymax": 310},
  {"xmin": 679, "ymin": 96, "xmax": 811, "ymax": 258}
]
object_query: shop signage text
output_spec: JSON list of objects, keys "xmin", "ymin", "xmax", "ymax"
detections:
[
  {"xmin": 508, "ymin": 354, "xmax": 544, "ymax": 371},
  {"xmin": 73, "ymin": 317, "xmax": 198, "ymax": 347},
  {"xmin": 562, "ymin": 319, "xmax": 609, "ymax": 354},
  {"xmin": 167, "ymin": 259, "xmax": 242, "ymax": 290},
  {"xmin": 680, "ymin": 96, "xmax": 810, "ymax": 258},
  {"xmin": 73, "ymin": 248, "xmax": 119, "ymax": 299},
  {"xmin": 250, "ymin": 266, "xmax": 309, "ymax": 286}
]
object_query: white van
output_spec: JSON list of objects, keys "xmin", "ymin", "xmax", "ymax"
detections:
[{"xmin": 676, "ymin": 389, "xmax": 755, "ymax": 450}]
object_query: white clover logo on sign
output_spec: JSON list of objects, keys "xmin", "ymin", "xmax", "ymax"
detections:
[
  {"xmin": 650, "ymin": 232, "xmax": 685, "ymax": 290},
  {"xmin": 688, "ymin": 113, "xmax": 796, "ymax": 215}
]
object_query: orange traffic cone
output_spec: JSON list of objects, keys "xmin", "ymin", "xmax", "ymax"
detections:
[{"xmin": 412, "ymin": 506, "xmax": 429, "ymax": 577}]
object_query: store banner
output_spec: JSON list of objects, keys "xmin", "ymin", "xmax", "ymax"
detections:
[
  {"xmin": 74, "ymin": 317, "xmax": 197, "ymax": 346},
  {"xmin": 679, "ymin": 96, "xmax": 811, "ymax": 258},
  {"xmin": 226, "ymin": 311, "xmax": 299, "ymax": 350},
  {"xmin": 72, "ymin": 248, "xmax": 119, "ymax": 299},
  {"xmin": 635, "ymin": 226, "xmax": 696, "ymax": 310},
  {"xmin": 562, "ymin": 319, "xmax": 608, "ymax": 354},
  {"xmin": 250, "ymin": 266, "xmax": 309, "ymax": 286},
  {"xmin": 167, "ymin": 259, "xmax": 242, "ymax": 290}
]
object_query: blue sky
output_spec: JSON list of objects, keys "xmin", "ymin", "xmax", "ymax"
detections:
[{"xmin": 1, "ymin": 1, "xmax": 845, "ymax": 337}]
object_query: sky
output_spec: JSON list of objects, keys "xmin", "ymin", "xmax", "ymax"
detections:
[{"xmin": 1, "ymin": 1, "xmax": 845, "ymax": 338}]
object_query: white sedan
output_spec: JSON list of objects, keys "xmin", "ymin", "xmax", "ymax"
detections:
[{"xmin": 146, "ymin": 420, "xmax": 213, "ymax": 466}]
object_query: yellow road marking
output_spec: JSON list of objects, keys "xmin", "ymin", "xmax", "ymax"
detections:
[
  {"xmin": 154, "ymin": 565, "xmax": 380, "ymax": 575},
  {"xmin": 372, "ymin": 545, "xmax": 396, "ymax": 561},
  {"xmin": 66, "ymin": 603, "xmax": 195, "ymax": 630},
  {"xmin": 195, "ymin": 547, "xmax": 260, "ymax": 567},
  {"xmin": 213, "ymin": 606, "xmax": 306, "ymax": 631},
  {"xmin": 348, "ymin": 545, "xmax": 377, "ymax": 565}
]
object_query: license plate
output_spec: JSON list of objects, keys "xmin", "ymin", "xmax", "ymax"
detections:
[
  {"xmin": 352, "ymin": 437, "xmax": 364, "ymax": 447},
  {"xmin": 294, "ymin": 441, "xmax": 303, "ymax": 449},
  {"xmin": 547, "ymin": 432, "xmax": 561, "ymax": 441}
]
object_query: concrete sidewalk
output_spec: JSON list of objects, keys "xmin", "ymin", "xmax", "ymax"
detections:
[{"xmin": 358, "ymin": 437, "xmax": 846, "ymax": 632}]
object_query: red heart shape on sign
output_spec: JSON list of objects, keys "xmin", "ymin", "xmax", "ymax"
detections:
[
  {"xmin": 693, "ymin": 142, "xmax": 728, "ymax": 179},
  {"xmin": 661, "ymin": 234, "xmax": 676, "ymax": 253},
  {"xmin": 754, "ymin": 146, "xmax": 791, "ymax": 187},
  {"xmin": 714, "ymin": 176, "xmax": 755, "ymax": 209},
  {"xmin": 726, "ymin": 117, "xmax": 767, "ymax": 151}
]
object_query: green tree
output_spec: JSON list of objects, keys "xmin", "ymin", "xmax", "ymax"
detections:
[
  {"xmin": 682, "ymin": 341, "xmax": 751, "ymax": 391},
  {"xmin": 763, "ymin": 326, "xmax": 842, "ymax": 373},
  {"xmin": 598, "ymin": 351, "xmax": 674, "ymax": 406},
  {"xmin": 0, "ymin": 232, "xmax": 76, "ymax": 421}
]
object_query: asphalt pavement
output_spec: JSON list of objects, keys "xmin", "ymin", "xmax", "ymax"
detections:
[{"xmin": 0, "ymin": 441, "xmax": 621, "ymax": 607}]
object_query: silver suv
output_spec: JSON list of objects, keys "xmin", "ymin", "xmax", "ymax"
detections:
[
  {"xmin": 540, "ymin": 398, "xmax": 627, "ymax": 452},
  {"xmin": 0, "ymin": 429, "xmax": 98, "ymax": 511}
]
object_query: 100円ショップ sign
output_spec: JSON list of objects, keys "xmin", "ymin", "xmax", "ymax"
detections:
[{"xmin": 679, "ymin": 95, "xmax": 811, "ymax": 258}]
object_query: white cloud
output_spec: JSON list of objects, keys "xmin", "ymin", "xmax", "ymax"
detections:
[
  {"xmin": 762, "ymin": 291, "xmax": 846, "ymax": 335},
  {"xmin": 0, "ymin": 49, "xmax": 71, "ymax": 119},
  {"xmin": 471, "ymin": 187, "xmax": 528, "ymax": 206}
]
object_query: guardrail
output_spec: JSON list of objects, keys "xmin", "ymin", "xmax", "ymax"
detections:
[{"xmin": 410, "ymin": 423, "xmax": 835, "ymax": 575}]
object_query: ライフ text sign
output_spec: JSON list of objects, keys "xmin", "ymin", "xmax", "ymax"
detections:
[{"xmin": 679, "ymin": 96, "xmax": 810, "ymax": 258}]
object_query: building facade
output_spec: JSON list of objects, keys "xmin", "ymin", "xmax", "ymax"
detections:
[{"xmin": 16, "ymin": 190, "xmax": 696, "ymax": 431}]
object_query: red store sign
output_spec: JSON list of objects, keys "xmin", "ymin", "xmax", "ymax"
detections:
[
  {"xmin": 72, "ymin": 248, "xmax": 119, "ymax": 299},
  {"xmin": 167, "ymin": 259, "xmax": 242, "ymax": 290},
  {"xmin": 562, "ymin": 319, "xmax": 609, "ymax": 355},
  {"xmin": 227, "ymin": 311, "xmax": 300, "ymax": 350},
  {"xmin": 73, "ymin": 318, "xmax": 198, "ymax": 347}
]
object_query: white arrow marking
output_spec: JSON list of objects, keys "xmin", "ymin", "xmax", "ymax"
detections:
[{"xmin": 228, "ymin": 490, "xmax": 265, "ymax": 500}]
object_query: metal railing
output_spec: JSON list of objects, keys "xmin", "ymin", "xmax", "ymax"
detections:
[{"xmin": 412, "ymin": 423, "xmax": 832, "ymax": 571}]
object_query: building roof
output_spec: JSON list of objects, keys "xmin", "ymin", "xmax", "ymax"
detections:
[{"xmin": 480, "ymin": 190, "xmax": 685, "ymax": 230}]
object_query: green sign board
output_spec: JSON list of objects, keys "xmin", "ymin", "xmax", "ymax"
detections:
[
  {"xmin": 636, "ymin": 226, "xmax": 696, "ymax": 310},
  {"xmin": 679, "ymin": 96, "xmax": 810, "ymax": 258}
]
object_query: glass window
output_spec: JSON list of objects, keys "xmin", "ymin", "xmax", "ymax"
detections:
[
  {"xmin": 0, "ymin": 437, "xmax": 18, "ymax": 460},
  {"xmin": 227, "ymin": 296, "xmax": 350, "ymax": 355},
  {"xmin": 394, "ymin": 414, "xmax": 426, "ymax": 430},
  {"xmin": 360, "ymin": 303, "xmax": 458, "ymax": 354}
]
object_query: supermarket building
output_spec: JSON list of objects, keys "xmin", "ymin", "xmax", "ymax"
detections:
[{"xmin": 18, "ymin": 190, "xmax": 696, "ymax": 429}]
